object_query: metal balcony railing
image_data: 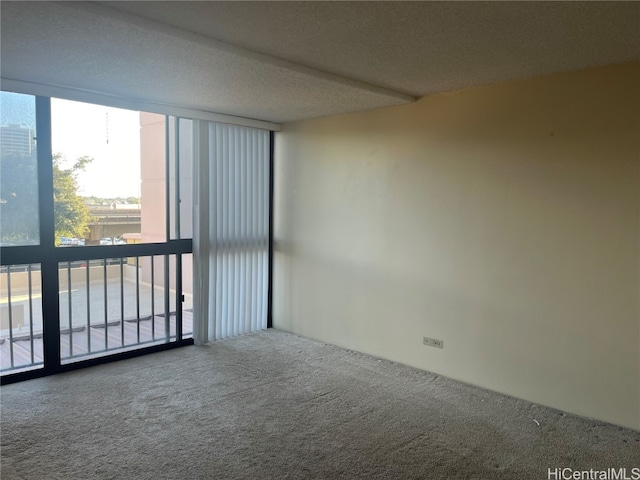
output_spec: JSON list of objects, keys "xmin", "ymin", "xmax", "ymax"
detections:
[
  {"xmin": 0, "ymin": 250, "xmax": 193, "ymax": 374},
  {"xmin": 0, "ymin": 264, "xmax": 42, "ymax": 371}
]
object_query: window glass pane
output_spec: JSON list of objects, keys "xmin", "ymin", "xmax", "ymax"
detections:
[
  {"xmin": 0, "ymin": 263, "xmax": 44, "ymax": 373},
  {"xmin": 58, "ymin": 255, "xmax": 179, "ymax": 364},
  {"xmin": 168, "ymin": 118, "xmax": 193, "ymax": 240},
  {"xmin": 182, "ymin": 253, "xmax": 193, "ymax": 339},
  {"xmin": 0, "ymin": 92, "xmax": 40, "ymax": 246},
  {"xmin": 140, "ymin": 112, "xmax": 168, "ymax": 245},
  {"xmin": 51, "ymin": 99, "xmax": 174, "ymax": 246}
]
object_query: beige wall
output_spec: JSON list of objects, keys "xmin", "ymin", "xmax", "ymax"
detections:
[{"xmin": 273, "ymin": 63, "xmax": 640, "ymax": 430}]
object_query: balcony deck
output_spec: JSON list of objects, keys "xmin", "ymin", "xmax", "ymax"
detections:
[{"xmin": 0, "ymin": 311, "xmax": 192, "ymax": 372}]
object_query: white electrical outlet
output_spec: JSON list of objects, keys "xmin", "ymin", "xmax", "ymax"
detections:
[{"xmin": 423, "ymin": 336, "xmax": 443, "ymax": 349}]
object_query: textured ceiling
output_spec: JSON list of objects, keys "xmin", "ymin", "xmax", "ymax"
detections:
[
  {"xmin": 2, "ymin": 1, "xmax": 639, "ymax": 124},
  {"xmin": 101, "ymin": 1, "xmax": 640, "ymax": 97}
]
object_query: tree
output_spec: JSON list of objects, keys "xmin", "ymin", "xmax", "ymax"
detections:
[{"xmin": 53, "ymin": 154, "xmax": 93, "ymax": 242}]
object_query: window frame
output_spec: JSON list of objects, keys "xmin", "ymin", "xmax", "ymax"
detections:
[{"xmin": 1, "ymin": 94, "xmax": 193, "ymax": 384}]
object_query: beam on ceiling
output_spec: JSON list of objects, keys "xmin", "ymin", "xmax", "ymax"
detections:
[{"xmin": 63, "ymin": 1, "xmax": 417, "ymax": 105}]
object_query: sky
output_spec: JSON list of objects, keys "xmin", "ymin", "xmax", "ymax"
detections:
[{"xmin": 51, "ymin": 98, "xmax": 141, "ymax": 198}]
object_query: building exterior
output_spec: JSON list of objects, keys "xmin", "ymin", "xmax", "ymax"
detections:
[
  {"xmin": 0, "ymin": 124, "xmax": 35, "ymax": 157},
  {"xmin": 139, "ymin": 112, "xmax": 193, "ymax": 295}
]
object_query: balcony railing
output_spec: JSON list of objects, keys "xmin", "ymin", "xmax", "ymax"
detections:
[
  {"xmin": 1, "ymin": 250, "xmax": 192, "ymax": 374},
  {"xmin": 0, "ymin": 264, "xmax": 42, "ymax": 371}
]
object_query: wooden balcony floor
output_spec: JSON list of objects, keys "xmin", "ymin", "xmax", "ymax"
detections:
[{"xmin": 0, "ymin": 311, "xmax": 192, "ymax": 372}]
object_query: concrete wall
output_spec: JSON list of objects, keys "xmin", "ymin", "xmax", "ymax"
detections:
[
  {"xmin": 88, "ymin": 223, "xmax": 140, "ymax": 242},
  {"xmin": 140, "ymin": 112, "xmax": 168, "ymax": 245},
  {"xmin": 1, "ymin": 265, "xmax": 121, "ymax": 291},
  {"xmin": 273, "ymin": 63, "xmax": 640, "ymax": 430}
]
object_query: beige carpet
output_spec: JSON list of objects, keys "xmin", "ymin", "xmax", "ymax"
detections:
[{"xmin": 1, "ymin": 330, "xmax": 638, "ymax": 479}]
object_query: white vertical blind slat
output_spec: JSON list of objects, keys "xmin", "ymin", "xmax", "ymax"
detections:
[
  {"xmin": 226, "ymin": 126, "xmax": 233, "ymax": 338},
  {"xmin": 243, "ymin": 129, "xmax": 251, "ymax": 334},
  {"xmin": 223, "ymin": 125, "xmax": 231, "ymax": 339},
  {"xmin": 235, "ymin": 127, "xmax": 241, "ymax": 336},
  {"xmin": 261, "ymin": 132, "xmax": 268, "ymax": 329},
  {"xmin": 246, "ymin": 128, "xmax": 253, "ymax": 334},
  {"xmin": 192, "ymin": 119, "xmax": 210, "ymax": 345},
  {"xmin": 234, "ymin": 127, "xmax": 241, "ymax": 336},
  {"xmin": 249, "ymin": 130, "xmax": 255, "ymax": 332},
  {"xmin": 217, "ymin": 125, "xmax": 224, "ymax": 340},
  {"xmin": 215, "ymin": 125, "xmax": 223, "ymax": 340},
  {"xmin": 258, "ymin": 131, "xmax": 264, "ymax": 329}
]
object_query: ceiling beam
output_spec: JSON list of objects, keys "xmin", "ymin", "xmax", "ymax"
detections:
[{"xmin": 63, "ymin": 1, "xmax": 417, "ymax": 104}]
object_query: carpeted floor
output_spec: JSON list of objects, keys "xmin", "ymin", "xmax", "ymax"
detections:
[{"xmin": 1, "ymin": 330, "xmax": 638, "ymax": 479}]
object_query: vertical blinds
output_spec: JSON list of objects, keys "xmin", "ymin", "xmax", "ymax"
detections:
[{"xmin": 207, "ymin": 123, "xmax": 270, "ymax": 340}]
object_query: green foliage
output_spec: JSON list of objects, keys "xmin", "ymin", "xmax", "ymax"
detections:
[{"xmin": 53, "ymin": 154, "xmax": 93, "ymax": 242}]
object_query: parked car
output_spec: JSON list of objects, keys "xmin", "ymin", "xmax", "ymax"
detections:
[
  {"xmin": 100, "ymin": 237, "xmax": 126, "ymax": 245},
  {"xmin": 58, "ymin": 237, "xmax": 86, "ymax": 246}
]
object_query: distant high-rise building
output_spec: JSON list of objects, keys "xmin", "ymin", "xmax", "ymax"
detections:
[{"xmin": 1, "ymin": 124, "xmax": 35, "ymax": 156}]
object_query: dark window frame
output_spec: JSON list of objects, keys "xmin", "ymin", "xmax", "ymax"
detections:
[{"xmin": 1, "ymin": 96, "xmax": 194, "ymax": 385}]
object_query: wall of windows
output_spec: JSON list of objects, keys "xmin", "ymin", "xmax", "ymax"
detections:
[
  {"xmin": 1, "ymin": 89, "xmax": 274, "ymax": 382},
  {"xmin": 0, "ymin": 92, "xmax": 193, "ymax": 380}
]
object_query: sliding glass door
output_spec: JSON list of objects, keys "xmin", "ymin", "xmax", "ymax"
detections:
[
  {"xmin": 0, "ymin": 93, "xmax": 193, "ymax": 380},
  {"xmin": 2, "ymin": 90, "xmax": 274, "ymax": 381}
]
